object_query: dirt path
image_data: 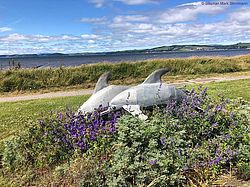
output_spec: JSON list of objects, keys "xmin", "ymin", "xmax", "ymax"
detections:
[
  {"xmin": 0, "ymin": 75, "xmax": 250, "ymax": 103},
  {"xmin": 0, "ymin": 90, "xmax": 93, "ymax": 103},
  {"xmin": 173, "ymin": 75, "xmax": 250, "ymax": 85}
]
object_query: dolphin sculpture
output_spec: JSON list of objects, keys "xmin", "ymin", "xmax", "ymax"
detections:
[
  {"xmin": 77, "ymin": 72, "xmax": 130, "ymax": 114},
  {"xmin": 108, "ymin": 68, "xmax": 187, "ymax": 120}
]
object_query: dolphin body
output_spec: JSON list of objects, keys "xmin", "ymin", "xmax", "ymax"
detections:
[
  {"xmin": 109, "ymin": 68, "xmax": 187, "ymax": 120},
  {"xmin": 77, "ymin": 72, "xmax": 130, "ymax": 114}
]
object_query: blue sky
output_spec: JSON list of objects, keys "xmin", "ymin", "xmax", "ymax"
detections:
[{"xmin": 0, "ymin": 0, "xmax": 250, "ymax": 54}]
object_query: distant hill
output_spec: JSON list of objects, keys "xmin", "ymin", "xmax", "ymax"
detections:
[
  {"xmin": 0, "ymin": 43, "xmax": 250, "ymax": 58},
  {"xmin": 114, "ymin": 43, "xmax": 250, "ymax": 54},
  {"xmin": 150, "ymin": 43, "xmax": 250, "ymax": 52}
]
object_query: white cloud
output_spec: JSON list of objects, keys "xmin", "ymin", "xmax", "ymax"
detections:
[
  {"xmin": 0, "ymin": 27, "xmax": 12, "ymax": 32},
  {"xmin": 177, "ymin": 1, "xmax": 203, "ymax": 6},
  {"xmin": 89, "ymin": 0, "xmax": 160, "ymax": 7},
  {"xmin": 116, "ymin": 0, "xmax": 160, "ymax": 5},
  {"xmin": 0, "ymin": 33, "xmax": 81, "ymax": 42},
  {"xmin": 89, "ymin": 4, "xmax": 250, "ymax": 50},
  {"xmin": 113, "ymin": 15, "xmax": 148, "ymax": 23},
  {"xmin": 230, "ymin": 7, "xmax": 250, "ymax": 24},
  {"xmin": 89, "ymin": 0, "xmax": 105, "ymax": 8},
  {"xmin": 80, "ymin": 17, "xmax": 107, "ymax": 24},
  {"xmin": 0, "ymin": 33, "xmax": 113, "ymax": 54},
  {"xmin": 106, "ymin": 1, "xmax": 228, "ymax": 27},
  {"xmin": 61, "ymin": 35, "xmax": 80, "ymax": 40},
  {"xmin": 1, "ymin": 3, "xmax": 250, "ymax": 55},
  {"xmin": 81, "ymin": 34, "xmax": 99, "ymax": 39},
  {"xmin": 159, "ymin": 1, "xmax": 227, "ymax": 23},
  {"xmin": 88, "ymin": 39, "xmax": 96, "ymax": 44},
  {"xmin": 1, "ymin": 33, "xmax": 27, "ymax": 41}
]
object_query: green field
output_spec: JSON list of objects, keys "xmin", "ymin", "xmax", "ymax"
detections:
[{"xmin": 0, "ymin": 55, "xmax": 250, "ymax": 94}]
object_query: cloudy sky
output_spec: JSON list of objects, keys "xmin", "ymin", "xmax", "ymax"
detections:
[{"xmin": 0, "ymin": 0, "xmax": 249, "ymax": 55}]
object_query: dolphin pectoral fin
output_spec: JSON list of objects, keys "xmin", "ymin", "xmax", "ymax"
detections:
[
  {"xmin": 142, "ymin": 68, "xmax": 169, "ymax": 84},
  {"xmin": 94, "ymin": 72, "xmax": 111, "ymax": 94},
  {"xmin": 100, "ymin": 107, "xmax": 111, "ymax": 116},
  {"xmin": 122, "ymin": 105, "xmax": 148, "ymax": 120}
]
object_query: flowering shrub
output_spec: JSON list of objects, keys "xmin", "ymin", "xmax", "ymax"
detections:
[
  {"xmin": 40, "ymin": 108, "xmax": 121, "ymax": 154},
  {"xmin": 1, "ymin": 87, "xmax": 249, "ymax": 186},
  {"xmin": 104, "ymin": 87, "xmax": 249, "ymax": 186},
  {"xmin": 2, "ymin": 108, "xmax": 121, "ymax": 171}
]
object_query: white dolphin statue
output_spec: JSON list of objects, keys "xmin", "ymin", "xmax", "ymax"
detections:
[
  {"xmin": 108, "ymin": 68, "xmax": 187, "ymax": 120},
  {"xmin": 77, "ymin": 72, "xmax": 130, "ymax": 114}
]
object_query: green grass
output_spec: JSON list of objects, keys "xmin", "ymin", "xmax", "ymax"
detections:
[
  {"xmin": 0, "ymin": 78, "xmax": 249, "ymax": 144},
  {"xmin": 187, "ymin": 79, "xmax": 250, "ymax": 101},
  {"xmin": 0, "ymin": 95, "xmax": 90, "ymax": 142},
  {"xmin": 0, "ymin": 55, "xmax": 250, "ymax": 93},
  {"xmin": 0, "ymin": 79, "xmax": 249, "ymax": 187}
]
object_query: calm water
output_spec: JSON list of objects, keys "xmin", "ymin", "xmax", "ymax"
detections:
[{"xmin": 1, "ymin": 49, "xmax": 250, "ymax": 69}]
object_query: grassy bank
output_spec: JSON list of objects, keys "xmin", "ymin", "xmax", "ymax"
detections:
[{"xmin": 0, "ymin": 55, "xmax": 250, "ymax": 93}]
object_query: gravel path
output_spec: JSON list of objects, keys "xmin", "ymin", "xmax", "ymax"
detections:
[
  {"xmin": 0, "ymin": 75, "xmax": 250, "ymax": 103},
  {"xmin": 173, "ymin": 75, "xmax": 250, "ymax": 86},
  {"xmin": 0, "ymin": 90, "xmax": 93, "ymax": 103}
]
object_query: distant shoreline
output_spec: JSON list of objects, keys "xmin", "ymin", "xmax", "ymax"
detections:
[
  {"xmin": 1, "ymin": 42, "xmax": 250, "ymax": 58},
  {"xmin": 1, "ymin": 49, "xmax": 250, "ymax": 69},
  {"xmin": 1, "ymin": 48, "xmax": 250, "ymax": 59}
]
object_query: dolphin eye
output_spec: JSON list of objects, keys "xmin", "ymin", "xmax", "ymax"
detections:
[{"xmin": 112, "ymin": 106, "xmax": 116, "ymax": 110}]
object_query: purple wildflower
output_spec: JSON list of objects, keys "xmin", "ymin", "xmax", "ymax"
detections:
[
  {"xmin": 215, "ymin": 105, "xmax": 222, "ymax": 111},
  {"xmin": 160, "ymin": 136, "xmax": 166, "ymax": 145},
  {"xmin": 224, "ymin": 134, "xmax": 231, "ymax": 141},
  {"xmin": 209, "ymin": 156, "xmax": 222, "ymax": 166},
  {"xmin": 38, "ymin": 120, "xmax": 44, "ymax": 126},
  {"xmin": 46, "ymin": 108, "xmax": 121, "ymax": 153},
  {"xmin": 178, "ymin": 148, "xmax": 181, "ymax": 157},
  {"xmin": 149, "ymin": 159, "xmax": 158, "ymax": 165},
  {"xmin": 211, "ymin": 122, "xmax": 218, "ymax": 128}
]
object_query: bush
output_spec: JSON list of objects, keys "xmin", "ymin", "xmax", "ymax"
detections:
[
  {"xmin": 237, "ymin": 132, "xmax": 250, "ymax": 180},
  {"xmin": 1, "ymin": 119, "xmax": 70, "ymax": 170},
  {"xmin": 104, "ymin": 88, "xmax": 249, "ymax": 186},
  {"xmin": 106, "ymin": 115, "xmax": 186, "ymax": 186},
  {"xmin": 1, "ymin": 108, "xmax": 120, "ymax": 171},
  {"xmin": 0, "ymin": 76, "xmax": 17, "ymax": 92},
  {"xmin": 1, "ymin": 87, "xmax": 249, "ymax": 186}
]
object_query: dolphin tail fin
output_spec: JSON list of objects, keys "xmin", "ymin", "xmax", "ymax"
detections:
[
  {"xmin": 142, "ymin": 68, "xmax": 169, "ymax": 84},
  {"xmin": 93, "ymin": 72, "xmax": 111, "ymax": 94}
]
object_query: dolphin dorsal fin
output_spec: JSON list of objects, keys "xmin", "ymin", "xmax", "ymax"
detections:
[
  {"xmin": 142, "ymin": 68, "xmax": 169, "ymax": 84},
  {"xmin": 94, "ymin": 72, "xmax": 111, "ymax": 93}
]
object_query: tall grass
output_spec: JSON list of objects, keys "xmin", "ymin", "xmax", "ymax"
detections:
[{"xmin": 0, "ymin": 55, "xmax": 250, "ymax": 92}]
